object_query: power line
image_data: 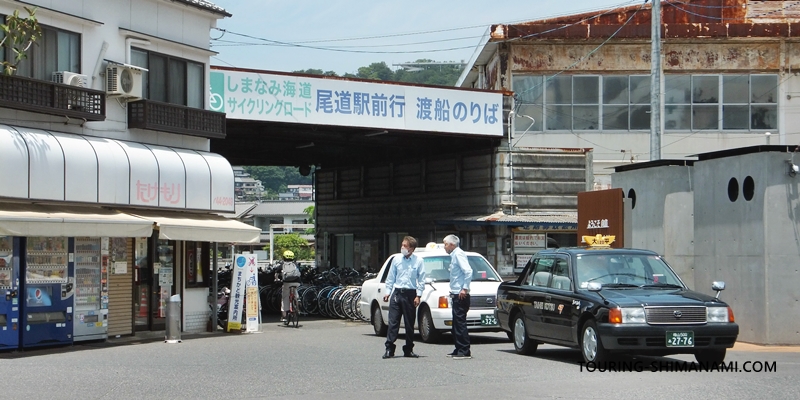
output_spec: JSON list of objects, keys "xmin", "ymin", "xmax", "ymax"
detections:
[
  {"xmin": 213, "ymin": 1, "xmax": 639, "ymax": 46},
  {"xmin": 210, "ymin": 1, "xmax": 642, "ymax": 55},
  {"xmin": 512, "ymin": 0, "xmax": 649, "ymax": 102}
]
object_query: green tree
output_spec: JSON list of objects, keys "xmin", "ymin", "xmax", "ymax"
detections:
[
  {"xmin": 303, "ymin": 205, "xmax": 315, "ymax": 234},
  {"xmin": 0, "ymin": 7, "xmax": 42, "ymax": 75},
  {"xmin": 356, "ymin": 62, "xmax": 393, "ymax": 81},
  {"xmin": 268, "ymin": 233, "xmax": 314, "ymax": 261},
  {"xmin": 293, "ymin": 68, "xmax": 339, "ymax": 77}
]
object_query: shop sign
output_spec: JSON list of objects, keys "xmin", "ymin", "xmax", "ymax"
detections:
[
  {"xmin": 516, "ymin": 254, "xmax": 533, "ymax": 271},
  {"xmin": 245, "ymin": 254, "xmax": 259, "ymax": 333},
  {"xmin": 514, "ymin": 233, "xmax": 545, "ymax": 248}
]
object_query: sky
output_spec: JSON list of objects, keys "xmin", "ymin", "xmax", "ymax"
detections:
[{"xmin": 209, "ymin": 0, "xmax": 641, "ymax": 76}]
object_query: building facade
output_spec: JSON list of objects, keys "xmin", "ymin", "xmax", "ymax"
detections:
[
  {"xmin": 0, "ymin": 0, "xmax": 258, "ymax": 349},
  {"xmin": 458, "ymin": 0, "xmax": 797, "ymax": 189}
]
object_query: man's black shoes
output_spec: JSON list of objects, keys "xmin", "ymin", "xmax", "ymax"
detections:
[
  {"xmin": 382, "ymin": 349, "xmax": 394, "ymax": 359},
  {"xmin": 403, "ymin": 351, "xmax": 419, "ymax": 358}
]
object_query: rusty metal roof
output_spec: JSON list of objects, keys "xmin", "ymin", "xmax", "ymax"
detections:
[
  {"xmin": 436, "ymin": 211, "xmax": 577, "ymax": 228},
  {"xmin": 492, "ymin": 0, "xmax": 800, "ymax": 41},
  {"xmin": 171, "ymin": 0, "xmax": 231, "ymax": 17}
]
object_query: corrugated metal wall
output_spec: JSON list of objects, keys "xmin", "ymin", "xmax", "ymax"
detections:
[
  {"xmin": 511, "ymin": 150, "xmax": 590, "ymax": 211},
  {"xmin": 316, "ymin": 150, "xmax": 494, "ymax": 239}
]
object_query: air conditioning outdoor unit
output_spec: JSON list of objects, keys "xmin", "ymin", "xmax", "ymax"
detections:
[
  {"xmin": 106, "ymin": 64, "xmax": 143, "ymax": 100},
  {"xmin": 52, "ymin": 71, "xmax": 88, "ymax": 87}
]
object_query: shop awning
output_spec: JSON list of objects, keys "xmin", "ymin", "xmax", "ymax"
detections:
[
  {"xmin": 0, "ymin": 203, "xmax": 154, "ymax": 237},
  {"xmin": 127, "ymin": 211, "xmax": 261, "ymax": 243}
]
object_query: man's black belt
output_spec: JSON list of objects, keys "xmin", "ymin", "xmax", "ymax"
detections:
[{"xmin": 394, "ymin": 288, "xmax": 416, "ymax": 294}]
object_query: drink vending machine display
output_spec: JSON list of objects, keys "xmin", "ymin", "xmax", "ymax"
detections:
[
  {"xmin": 0, "ymin": 236, "xmax": 19, "ymax": 350},
  {"xmin": 73, "ymin": 237, "xmax": 109, "ymax": 341},
  {"xmin": 21, "ymin": 237, "xmax": 74, "ymax": 348}
]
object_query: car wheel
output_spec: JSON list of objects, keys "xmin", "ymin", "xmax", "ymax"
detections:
[
  {"xmin": 512, "ymin": 314, "xmax": 538, "ymax": 355},
  {"xmin": 695, "ymin": 349, "xmax": 726, "ymax": 365},
  {"xmin": 419, "ymin": 308, "xmax": 442, "ymax": 343},
  {"xmin": 581, "ymin": 320, "xmax": 609, "ymax": 364},
  {"xmin": 372, "ymin": 304, "xmax": 387, "ymax": 337}
]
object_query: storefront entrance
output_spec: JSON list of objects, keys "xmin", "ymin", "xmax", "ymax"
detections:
[{"xmin": 134, "ymin": 236, "xmax": 176, "ymax": 331}]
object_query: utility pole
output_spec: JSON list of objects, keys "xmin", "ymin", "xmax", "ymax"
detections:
[{"xmin": 650, "ymin": 0, "xmax": 662, "ymax": 161}]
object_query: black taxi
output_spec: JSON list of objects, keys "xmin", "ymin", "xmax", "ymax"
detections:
[{"xmin": 495, "ymin": 245, "xmax": 739, "ymax": 364}]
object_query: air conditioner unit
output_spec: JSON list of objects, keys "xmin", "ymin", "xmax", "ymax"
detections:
[
  {"xmin": 106, "ymin": 65, "xmax": 143, "ymax": 100},
  {"xmin": 52, "ymin": 71, "xmax": 88, "ymax": 87}
]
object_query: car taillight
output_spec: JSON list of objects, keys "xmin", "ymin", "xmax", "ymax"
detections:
[
  {"xmin": 438, "ymin": 296, "xmax": 449, "ymax": 308},
  {"xmin": 608, "ymin": 308, "xmax": 622, "ymax": 324}
]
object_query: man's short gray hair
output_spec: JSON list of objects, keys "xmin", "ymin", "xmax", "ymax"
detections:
[{"xmin": 443, "ymin": 234, "xmax": 460, "ymax": 247}]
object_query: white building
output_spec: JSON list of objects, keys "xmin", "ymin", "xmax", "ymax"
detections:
[{"xmin": 0, "ymin": 0, "xmax": 258, "ymax": 346}]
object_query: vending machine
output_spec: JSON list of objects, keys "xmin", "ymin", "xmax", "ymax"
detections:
[
  {"xmin": 0, "ymin": 236, "xmax": 20, "ymax": 350},
  {"xmin": 73, "ymin": 237, "xmax": 109, "ymax": 342},
  {"xmin": 20, "ymin": 237, "xmax": 74, "ymax": 348}
]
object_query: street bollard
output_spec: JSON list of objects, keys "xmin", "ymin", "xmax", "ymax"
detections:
[{"xmin": 165, "ymin": 294, "xmax": 182, "ymax": 343}]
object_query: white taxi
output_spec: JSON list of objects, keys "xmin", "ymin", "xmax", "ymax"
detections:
[{"xmin": 359, "ymin": 243, "xmax": 505, "ymax": 343}]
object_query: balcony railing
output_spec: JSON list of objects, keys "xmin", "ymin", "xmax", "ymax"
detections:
[
  {"xmin": 128, "ymin": 99, "xmax": 226, "ymax": 139},
  {"xmin": 0, "ymin": 74, "xmax": 105, "ymax": 121}
]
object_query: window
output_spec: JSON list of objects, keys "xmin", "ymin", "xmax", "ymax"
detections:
[
  {"xmin": 666, "ymin": 74, "xmax": 777, "ymax": 131},
  {"xmin": 185, "ymin": 242, "xmax": 208, "ymax": 288},
  {"xmin": 130, "ymin": 48, "xmax": 204, "ymax": 108},
  {"xmin": 5, "ymin": 23, "xmax": 80, "ymax": 80},
  {"xmin": 603, "ymin": 75, "xmax": 650, "ymax": 130},
  {"xmin": 513, "ymin": 73, "xmax": 778, "ymax": 133}
]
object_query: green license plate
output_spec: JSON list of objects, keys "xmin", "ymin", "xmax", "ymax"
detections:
[
  {"xmin": 481, "ymin": 314, "xmax": 498, "ymax": 326},
  {"xmin": 666, "ymin": 331, "xmax": 694, "ymax": 347}
]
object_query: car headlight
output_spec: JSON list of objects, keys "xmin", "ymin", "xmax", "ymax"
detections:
[
  {"xmin": 608, "ymin": 307, "xmax": 646, "ymax": 324},
  {"xmin": 707, "ymin": 306, "xmax": 730, "ymax": 323}
]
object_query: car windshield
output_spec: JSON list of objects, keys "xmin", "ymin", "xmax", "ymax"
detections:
[
  {"xmin": 422, "ymin": 255, "xmax": 501, "ymax": 282},
  {"xmin": 575, "ymin": 253, "xmax": 683, "ymax": 289}
]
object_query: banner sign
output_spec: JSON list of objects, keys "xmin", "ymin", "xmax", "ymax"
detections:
[
  {"xmin": 514, "ymin": 233, "xmax": 546, "ymax": 248},
  {"xmin": 226, "ymin": 254, "xmax": 250, "ymax": 331},
  {"xmin": 210, "ymin": 69, "xmax": 503, "ymax": 137},
  {"xmin": 245, "ymin": 254, "xmax": 259, "ymax": 333}
]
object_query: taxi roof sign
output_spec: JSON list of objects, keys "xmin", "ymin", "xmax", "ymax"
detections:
[
  {"xmin": 582, "ymin": 234, "xmax": 616, "ymax": 248},
  {"xmin": 423, "ymin": 242, "xmax": 445, "ymax": 251}
]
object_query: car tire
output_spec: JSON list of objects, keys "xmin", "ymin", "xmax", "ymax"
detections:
[
  {"xmin": 512, "ymin": 314, "xmax": 538, "ymax": 355},
  {"xmin": 581, "ymin": 320, "xmax": 609, "ymax": 364},
  {"xmin": 506, "ymin": 331, "xmax": 514, "ymax": 342},
  {"xmin": 419, "ymin": 309, "xmax": 442, "ymax": 343},
  {"xmin": 695, "ymin": 349, "xmax": 726, "ymax": 365},
  {"xmin": 372, "ymin": 304, "xmax": 387, "ymax": 337}
]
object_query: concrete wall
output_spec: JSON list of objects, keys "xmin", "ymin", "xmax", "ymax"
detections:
[
  {"xmin": 694, "ymin": 151, "xmax": 800, "ymax": 344},
  {"xmin": 612, "ymin": 165, "xmax": 695, "ymax": 288},
  {"xmin": 613, "ymin": 149, "xmax": 800, "ymax": 344}
]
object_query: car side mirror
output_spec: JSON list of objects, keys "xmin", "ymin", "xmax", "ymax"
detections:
[
  {"xmin": 425, "ymin": 277, "xmax": 433, "ymax": 284},
  {"xmin": 587, "ymin": 282, "xmax": 602, "ymax": 292},
  {"xmin": 712, "ymin": 281, "xmax": 725, "ymax": 299}
]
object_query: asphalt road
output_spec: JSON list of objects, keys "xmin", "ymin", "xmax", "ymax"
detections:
[{"xmin": 2, "ymin": 319, "xmax": 798, "ymax": 399}]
